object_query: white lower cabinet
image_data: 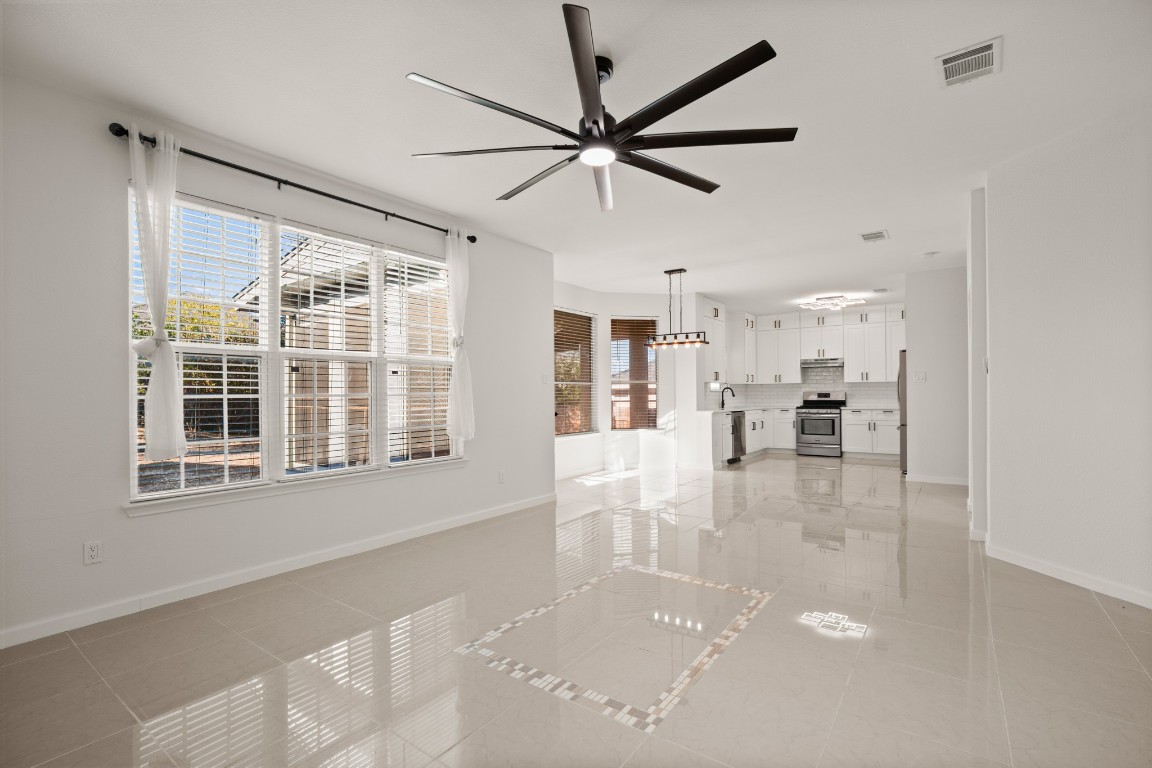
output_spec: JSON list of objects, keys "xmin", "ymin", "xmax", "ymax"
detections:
[
  {"xmin": 772, "ymin": 408, "xmax": 796, "ymax": 450},
  {"xmin": 746, "ymin": 409, "xmax": 769, "ymax": 453},
  {"xmin": 841, "ymin": 409, "xmax": 899, "ymax": 454}
]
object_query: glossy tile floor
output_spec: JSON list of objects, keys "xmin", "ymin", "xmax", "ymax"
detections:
[{"xmin": 3, "ymin": 454, "xmax": 1152, "ymax": 767}]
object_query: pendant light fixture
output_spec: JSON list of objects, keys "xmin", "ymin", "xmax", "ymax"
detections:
[{"xmin": 646, "ymin": 268, "xmax": 710, "ymax": 349}]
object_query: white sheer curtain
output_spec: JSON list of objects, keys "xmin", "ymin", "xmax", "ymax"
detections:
[
  {"xmin": 446, "ymin": 227, "xmax": 475, "ymax": 441},
  {"xmin": 130, "ymin": 124, "xmax": 187, "ymax": 460}
]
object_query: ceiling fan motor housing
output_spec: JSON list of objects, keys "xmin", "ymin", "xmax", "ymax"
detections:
[
  {"xmin": 579, "ymin": 111, "xmax": 616, "ymax": 138},
  {"xmin": 595, "ymin": 55, "xmax": 614, "ymax": 84}
]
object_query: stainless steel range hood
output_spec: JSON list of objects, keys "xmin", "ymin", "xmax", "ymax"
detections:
[{"xmin": 800, "ymin": 358, "xmax": 844, "ymax": 368}]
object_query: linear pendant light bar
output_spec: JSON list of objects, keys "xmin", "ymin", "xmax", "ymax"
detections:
[
  {"xmin": 107, "ymin": 122, "xmax": 476, "ymax": 242},
  {"xmin": 647, "ymin": 268, "xmax": 709, "ymax": 349}
]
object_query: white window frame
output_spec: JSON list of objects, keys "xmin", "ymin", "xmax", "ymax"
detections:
[{"xmin": 128, "ymin": 194, "xmax": 460, "ymax": 507}]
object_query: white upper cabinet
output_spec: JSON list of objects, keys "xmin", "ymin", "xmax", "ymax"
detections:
[
  {"xmin": 800, "ymin": 309, "xmax": 843, "ymax": 328},
  {"xmin": 886, "ymin": 303, "xmax": 906, "ymax": 323},
  {"xmin": 702, "ymin": 299, "xmax": 726, "ymax": 323},
  {"xmin": 760, "ymin": 312, "xmax": 800, "ymax": 330},
  {"xmin": 703, "ymin": 315, "xmax": 726, "ymax": 382},
  {"xmin": 800, "ymin": 326, "xmax": 844, "ymax": 359},
  {"xmin": 743, "ymin": 313, "xmax": 757, "ymax": 383},
  {"xmin": 844, "ymin": 323, "xmax": 887, "ymax": 381},
  {"xmin": 843, "ymin": 307, "xmax": 886, "ymax": 325},
  {"xmin": 756, "ymin": 328, "xmax": 801, "ymax": 383},
  {"xmin": 886, "ymin": 321, "xmax": 905, "ymax": 382}
]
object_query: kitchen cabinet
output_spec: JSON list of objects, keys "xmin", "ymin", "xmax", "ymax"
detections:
[
  {"xmin": 800, "ymin": 309, "xmax": 843, "ymax": 328},
  {"xmin": 843, "ymin": 307, "xmax": 886, "ymax": 325},
  {"xmin": 844, "ymin": 323, "xmax": 887, "ymax": 382},
  {"xmin": 703, "ymin": 315, "xmax": 726, "ymax": 382},
  {"xmin": 841, "ymin": 409, "xmax": 899, "ymax": 454},
  {"xmin": 873, "ymin": 410, "xmax": 900, "ymax": 454},
  {"xmin": 800, "ymin": 326, "xmax": 844, "ymax": 359},
  {"xmin": 746, "ymin": 409, "xmax": 768, "ymax": 453},
  {"xmin": 744, "ymin": 314, "xmax": 757, "ymax": 383},
  {"xmin": 760, "ymin": 312, "xmax": 800, "ymax": 330},
  {"xmin": 885, "ymin": 321, "xmax": 905, "ymax": 382},
  {"xmin": 756, "ymin": 328, "xmax": 801, "ymax": 383},
  {"xmin": 702, "ymin": 300, "xmax": 726, "ymax": 323},
  {"xmin": 771, "ymin": 408, "xmax": 796, "ymax": 449},
  {"xmin": 886, "ymin": 303, "xmax": 906, "ymax": 323}
]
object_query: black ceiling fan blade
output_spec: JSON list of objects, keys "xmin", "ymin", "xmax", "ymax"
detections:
[
  {"xmin": 614, "ymin": 40, "xmax": 777, "ymax": 141},
  {"xmin": 619, "ymin": 151, "xmax": 719, "ymax": 194},
  {"xmin": 407, "ymin": 73, "xmax": 582, "ymax": 142},
  {"xmin": 622, "ymin": 127, "xmax": 797, "ymax": 151},
  {"xmin": 593, "ymin": 165, "xmax": 613, "ymax": 211},
  {"xmin": 497, "ymin": 154, "xmax": 581, "ymax": 200},
  {"xmin": 414, "ymin": 144, "xmax": 578, "ymax": 158},
  {"xmin": 562, "ymin": 3, "xmax": 606, "ymax": 135}
]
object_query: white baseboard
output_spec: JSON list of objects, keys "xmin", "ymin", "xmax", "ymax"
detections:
[
  {"xmin": 905, "ymin": 474, "xmax": 969, "ymax": 486},
  {"xmin": 0, "ymin": 493, "xmax": 556, "ymax": 649},
  {"xmin": 985, "ymin": 543, "xmax": 1152, "ymax": 610},
  {"xmin": 969, "ymin": 528, "xmax": 987, "ymax": 542},
  {"xmin": 555, "ymin": 464, "xmax": 606, "ymax": 481}
]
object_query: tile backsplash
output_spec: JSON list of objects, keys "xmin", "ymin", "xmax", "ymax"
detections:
[{"xmin": 711, "ymin": 366, "xmax": 898, "ymax": 410}]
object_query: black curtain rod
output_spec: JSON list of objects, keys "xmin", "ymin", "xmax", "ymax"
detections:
[{"xmin": 108, "ymin": 123, "xmax": 476, "ymax": 243}]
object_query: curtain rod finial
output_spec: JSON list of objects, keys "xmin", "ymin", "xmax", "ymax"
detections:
[
  {"xmin": 108, "ymin": 122, "xmax": 129, "ymax": 138},
  {"xmin": 466, "ymin": 235, "xmax": 477, "ymax": 243}
]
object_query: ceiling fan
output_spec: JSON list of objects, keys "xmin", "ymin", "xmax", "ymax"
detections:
[{"xmin": 407, "ymin": 3, "xmax": 798, "ymax": 212}]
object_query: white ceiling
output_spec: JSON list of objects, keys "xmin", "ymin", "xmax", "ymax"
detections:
[{"xmin": 5, "ymin": 0, "xmax": 1151, "ymax": 313}]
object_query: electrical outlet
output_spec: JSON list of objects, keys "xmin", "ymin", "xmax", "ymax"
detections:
[
  {"xmin": 913, "ymin": 371, "xmax": 928, "ymax": 383},
  {"xmin": 498, "ymin": 470, "xmax": 506, "ymax": 484},
  {"xmin": 84, "ymin": 540, "xmax": 103, "ymax": 565}
]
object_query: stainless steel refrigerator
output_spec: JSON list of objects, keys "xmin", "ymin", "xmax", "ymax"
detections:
[{"xmin": 897, "ymin": 349, "xmax": 907, "ymax": 474}]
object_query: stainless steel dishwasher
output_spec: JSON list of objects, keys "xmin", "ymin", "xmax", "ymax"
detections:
[{"xmin": 728, "ymin": 411, "xmax": 746, "ymax": 464}]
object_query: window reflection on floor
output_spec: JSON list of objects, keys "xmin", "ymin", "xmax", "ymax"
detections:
[{"xmin": 136, "ymin": 595, "xmax": 466, "ymax": 767}]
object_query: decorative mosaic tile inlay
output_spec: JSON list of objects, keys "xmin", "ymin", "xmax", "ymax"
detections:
[
  {"xmin": 800, "ymin": 611, "xmax": 868, "ymax": 633},
  {"xmin": 455, "ymin": 563, "xmax": 772, "ymax": 733}
]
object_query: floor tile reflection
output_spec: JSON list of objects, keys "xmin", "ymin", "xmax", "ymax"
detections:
[{"xmin": 4, "ymin": 452, "xmax": 1150, "ymax": 767}]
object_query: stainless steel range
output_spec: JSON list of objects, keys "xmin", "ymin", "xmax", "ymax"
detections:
[{"xmin": 795, "ymin": 390, "xmax": 846, "ymax": 457}]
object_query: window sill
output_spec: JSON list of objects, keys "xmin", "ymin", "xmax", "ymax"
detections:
[{"xmin": 123, "ymin": 457, "xmax": 468, "ymax": 517}]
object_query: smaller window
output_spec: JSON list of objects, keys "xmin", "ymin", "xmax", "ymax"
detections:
[
  {"xmin": 554, "ymin": 309, "xmax": 596, "ymax": 436},
  {"xmin": 610, "ymin": 318, "xmax": 658, "ymax": 430}
]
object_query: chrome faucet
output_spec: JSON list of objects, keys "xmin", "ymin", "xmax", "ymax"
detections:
[{"xmin": 721, "ymin": 386, "xmax": 735, "ymax": 410}]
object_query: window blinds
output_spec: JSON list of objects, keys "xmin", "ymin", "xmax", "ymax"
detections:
[
  {"xmin": 132, "ymin": 199, "xmax": 270, "ymax": 496},
  {"xmin": 554, "ymin": 309, "xmax": 595, "ymax": 436},
  {"xmin": 610, "ymin": 318, "xmax": 658, "ymax": 430}
]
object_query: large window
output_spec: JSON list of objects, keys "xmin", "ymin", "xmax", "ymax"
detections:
[
  {"xmin": 610, "ymin": 318, "xmax": 658, "ymax": 430},
  {"xmin": 553, "ymin": 309, "xmax": 595, "ymax": 436},
  {"xmin": 131, "ymin": 196, "xmax": 455, "ymax": 500}
]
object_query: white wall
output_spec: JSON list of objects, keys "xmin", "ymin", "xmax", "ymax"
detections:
[
  {"xmin": 552, "ymin": 281, "xmax": 677, "ymax": 479},
  {"xmin": 968, "ymin": 188, "xmax": 989, "ymax": 539},
  {"xmin": 905, "ymin": 267, "xmax": 969, "ymax": 485},
  {"xmin": 985, "ymin": 102, "xmax": 1152, "ymax": 607},
  {"xmin": 0, "ymin": 76, "xmax": 557, "ymax": 646}
]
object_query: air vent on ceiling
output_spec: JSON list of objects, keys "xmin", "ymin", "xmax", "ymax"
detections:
[
  {"xmin": 860, "ymin": 230, "xmax": 890, "ymax": 243},
  {"xmin": 937, "ymin": 37, "xmax": 1002, "ymax": 87}
]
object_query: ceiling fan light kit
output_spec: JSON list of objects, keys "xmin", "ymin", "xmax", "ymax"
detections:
[{"xmin": 408, "ymin": 3, "xmax": 797, "ymax": 211}]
